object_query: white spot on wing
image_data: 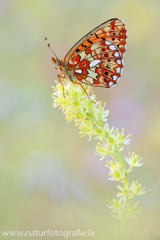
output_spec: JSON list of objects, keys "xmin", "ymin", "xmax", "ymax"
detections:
[
  {"xmin": 116, "ymin": 59, "xmax": 121, "ymax": 64},
  {"xmin": 75, "ymin": 69, "xmax": 82, "ymax": 74},
  {"xmin": 114, "ymin": 52, "xmax": 119, "ymax": 57},
  {"xmin": 116, "ymin": 67, "xmax": 121, "ymax": 73},
  {"xmin": 109, "ymin": 45, "xmax": 116, "ymax": 50},
  {"xmin": 109, "ymin": 81, "xmax": 113, "ymax": 87},
  {"xmin": 112, "ymin": 75, "xmax": 118, "ymax": 80},
  {"xmin": 89, "ymin": 59, "xmax": 101, "ymax": 68},
  {"xmin": 105, "ymin": 40, "xmax": 110, "ymax": 45}
]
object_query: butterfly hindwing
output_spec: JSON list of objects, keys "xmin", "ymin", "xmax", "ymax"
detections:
[
  {"xmin": 71, "ymin": 40, "xmax": 123, "ymax": 88},
  {"xmin": 64, "ymin": 18, "xmax": 127, "ymax": 88}
]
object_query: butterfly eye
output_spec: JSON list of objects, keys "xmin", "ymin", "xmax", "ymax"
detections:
[{"xmin": 56, "ymin": 60, "xmax": 60, "ymax": 66}]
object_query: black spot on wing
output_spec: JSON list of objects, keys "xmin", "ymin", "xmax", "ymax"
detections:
[
  {"xmin": 87, "ymin": 39, "xmax": 93, "ymax": 44},
  {"xmin": 95, "ymin": 33, "xmax": 99, "ymax": 39},
  {"xmin": 81, "ymin": 44, "xmax": 87, "ymax": 48}
]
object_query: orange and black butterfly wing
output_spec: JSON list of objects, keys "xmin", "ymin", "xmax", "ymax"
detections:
[
  {"xmin": 70, "ymin": 39, "xmax": 123, "ymax": 88},
  {"xmin": 64, "ymin": 18, "xmax": 127, "ymax": 88}
]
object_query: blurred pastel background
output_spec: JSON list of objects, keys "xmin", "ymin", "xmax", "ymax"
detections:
[{"xmin": 0, "ymin": 0, "xmax": 160, "ymax": 239}]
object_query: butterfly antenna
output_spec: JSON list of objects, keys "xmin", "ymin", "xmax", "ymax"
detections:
[{"xmin": 45, "ymin": 37, "xmax": 58, "ymax": 60}]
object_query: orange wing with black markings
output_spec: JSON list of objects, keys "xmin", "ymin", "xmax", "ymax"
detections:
[{"xmin": 64, "ymin": 18, "xmax": 127, "ymax": 88}]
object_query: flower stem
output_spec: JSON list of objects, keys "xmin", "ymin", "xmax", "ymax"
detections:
[
  {"xmin": 86, "ymin": 112, "xmax": 102, "ymax": 128},
  {"xmin": 114, "ymin": 147, "xmax": 129, "ymax": 185},
  {"xmin": 53, "ymin": 81, "xmax": 145, "ymax": 232},
  {"xmin": 87, "ymin": 111, "xmax": 129, "ymax": 227},
  {"xmin": 87, "ymin": 111, "xmax": 129, "ymax": 185}
]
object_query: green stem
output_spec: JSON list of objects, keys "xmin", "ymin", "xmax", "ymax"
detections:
[
  {"xmin": 86, "ymin": 112, "xmax": 102, "ymax": 129},
  {"xmin": 114, "ymin": 147, "xmax": 129, "ymax": 184},
  {"xmin": 87, "ymin": 111, "xmax": 129, "ymax": 226},
  {"xmin": 87, "ymin": 112, "xmax": 128, "ymax": 183}
]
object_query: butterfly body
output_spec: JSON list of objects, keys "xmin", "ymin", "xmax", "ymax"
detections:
[
  {"xmin": 51, "ymin": 58, "xmax": 80, "ymax": 85},
  {"xmin": 47, "ymin": 18, "xmax": 127, "ymax": 90}
]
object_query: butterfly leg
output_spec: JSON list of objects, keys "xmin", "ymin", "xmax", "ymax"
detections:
[
  {"xmin": 72, "ymin": 81, "xmax": 95, "ymax": 104},
  {"xmin": 58, "ymin": 75, "xmax": 65, "ymax": 98}
]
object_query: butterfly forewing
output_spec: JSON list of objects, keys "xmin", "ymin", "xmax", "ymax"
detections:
[
  {"xmin": 63, "ymin": 18, "xmax": 127, "ymax": 88},
  {"xmin": 64, "ymin": 18, "xmax": 127, "ymax": 64}
]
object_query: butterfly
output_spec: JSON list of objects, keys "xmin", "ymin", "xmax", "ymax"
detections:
[{"xmin": 45, "ymin": 18, "xmax": 127, "ymax": 98}]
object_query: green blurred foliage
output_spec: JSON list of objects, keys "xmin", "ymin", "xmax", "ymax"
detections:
[{"xmin": 0, "ymin": 0, "xmax": 160, "ymax": 239}]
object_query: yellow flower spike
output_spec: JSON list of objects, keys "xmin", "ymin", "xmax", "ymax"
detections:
[
  {"xmin": 132, "ymin": 152, "xmax": 135, "ymax": 157},
  {"xmin": 116, "ymin": 128, "xmax": 118, "ymax": 132},
  {"xmin": 52, "ymin": 79, "xmax": 145, "ymax": 221},
  {"xmin": 55, "ymin": 81, "xmax": 58, "ymax": 83}
]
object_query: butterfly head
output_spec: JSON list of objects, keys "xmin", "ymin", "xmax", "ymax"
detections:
[{"xmin": 52, "ymin": 57, "xmax": 63, "ymax": 69}]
